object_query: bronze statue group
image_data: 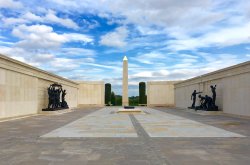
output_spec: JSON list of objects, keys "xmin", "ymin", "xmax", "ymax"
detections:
[
  {"xmin": 46, "ymin": 83, "xmax": 69, "ymax": 110},
  {"xmin": 189, "ymin": 85, "xmax": 218, "ymax": 111}
]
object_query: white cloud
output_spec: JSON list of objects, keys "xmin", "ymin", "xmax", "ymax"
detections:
[
  {"xmin": 45, "ymin": 10, "xmax": 79, "ymax": 29},
  {"xmin": 59, "ymin": 48, "xmax": 96, "ymax": 57},
  {"xmin": 0, "ymin": 45, "xmax": 96, "ymax": 73},
  {"xmin": 130, "ymin": 71, "xmax": 153, "ymax": 78},
  {"xmin": 0, "ymin": 0, "xmax": 23, "ymax": 9},
  {"xmin": 49, "ymin": 0, "xmax": 223, "ymax": 33},
  {"xmin": 12, "ymin": 24, "xmax": 93, "ymax": 49},
  {"xmin": 115, "ymin": 0, "xmax": 217, "ymax": 30},
  {"xmin": 136, "ymin": 26, "xmax": 163, "ymax": 35},
  {"xmin": 0, "ymin": 46, "xmax": 52, "ymax": 67},
  {"xmin": 46, "ymin": 0, "xmax": 250, "ymax": 46},
  {"xmin": 80, "ymin": 62, "xmax": 121, "ymax": 70},
  {"xmin": 0, "ymin": 40, "xmax": 14, "ymax": 45},
  {"xmin": 0, "ymin": 22, "xmax": 95, "ymax": 74},
  {"xmin": 131, "ymin": 52, "xmax": 167, "ymax": 64},
  {"xmin": 99, "ymin": 26, "xmax": 128, "ymax": 47},
  {"xmin": 139, "ymin": 52, "xmax": 165, "ymax": 59},
  {"xmin": 82, "ymin": 19, "xmax": 100, "ymax": 30},
  {"xmin": 40, "ymin": 56, "xmax": 96, "ymax": 73},
  {"xmin": 2, "ymin": 17, "xmax": 27, "ymax": 26},
  {"xmin": 12, "ymin": 24, "xmax": 65, "ymax": 49},
  {"xmin": 63, "ymin": 33, "xmax": 93, "ymax": 43},
  {"xmin": 167, "ymin": 22, "xmax": 250, "ymax": 51},
  {"xmin": 47, "ymin": 58, "xmax": 81, "ymax": 72},
  {"xmin": 2, "ymin": 10, "xmax": 79, "ymax": 29},
  {"xmin": 0, "ymin": 46, "xmax": 26, "ymax": 57},
  {"xmin": 10, "ymin": 56, "xmax": 26, "ymax": 62},
  {"xmin": 23, "ymin": 12, "xmax": 43, "ymax": 22},
  {"xmin": 126, "ymin": 51, "xmax": 249, "ymax": 86}
]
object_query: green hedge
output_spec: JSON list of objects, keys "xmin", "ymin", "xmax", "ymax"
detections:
[
  {"xmin": 115, "ymin": 95, "xmax": 122, "ymax": 106},
  {"xmin": 139, "ymin": 82, "xmax": 147, "ymax": 104},
  {"xmin": 105, "ymin": 83, "xmax": 111, "ymax": 105},
  {"xmin": 111, "ymin": 91, "xmax": 116, "ymax": 106},
  {"xmin": 129, "ymin": 96, "xmax": 139, "ymax": 106}
]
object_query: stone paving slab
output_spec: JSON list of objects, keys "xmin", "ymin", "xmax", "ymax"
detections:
[
  {"xmin": 42, "ymin": 108, "xmax": 137, "ymax": 137},
  {"xmin": 135, "ymin": 108, "xmax": 244, "ymax": 137}
]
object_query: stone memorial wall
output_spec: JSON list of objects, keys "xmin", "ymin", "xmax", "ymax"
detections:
[
  {"xmin": 147, "ymin": 81, "xmax": 181, "ymax": 107},
  {"xmin": 174, "ymin": 61, "xmax": 250, "ymax": 116},
  {"xmin": 77, "ymin": 81, "xmax": 105, "ymax": 107},
  {"xmin": 0, "ymin": 54, "xmax": 104, "ymax": 119}
]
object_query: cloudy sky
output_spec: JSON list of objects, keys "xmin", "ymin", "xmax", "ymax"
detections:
[{"xmin": 0, "ymin": 0, "xmax": 250, "ymax": 96}]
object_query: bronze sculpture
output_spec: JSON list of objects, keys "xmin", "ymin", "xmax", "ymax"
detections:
[
  {"xmin": 191, "ymin": 90, "xmax": 202, "ymax": 108},
  {"xmin": 43, "ymin": 83, "xmax": 68, "ymax": 111},
  {"xmin": 210, "ymin": 85, "xmax": 216, "ymax": 107},
  {"xmin": 191, "ymin": 85, "xmax": 218, "ymax": 111},
  {"xmin": 61, "ymin": 89, "xmax": 69, "ymax": 108}
]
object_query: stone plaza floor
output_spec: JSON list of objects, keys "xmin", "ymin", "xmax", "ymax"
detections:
[{"xmin": 0, "ymin": 107, "xmax": 250, "ymax": 165}]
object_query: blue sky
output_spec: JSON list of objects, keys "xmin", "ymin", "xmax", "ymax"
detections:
[{"xmin": 0, "ymin": 0, "xmax": 250, "ymax": 96}]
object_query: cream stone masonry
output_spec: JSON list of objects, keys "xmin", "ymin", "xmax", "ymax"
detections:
[
  {"xmin": 175, "ymin": 61, "xmax": 250, "ymax": 117},
  {"xmin": 122, "ymin": 56, "xmax": 128, "ymax": 106},
  {"xmin": 77, "ymin": 81, "xmax": 105, "ymax": 107},
  {"xmin": 147, "ymin": 81, "xmax": 181, "ymax": 107},
  {"xmin": 0, "ymin": 54, "xmax": 78, "ymax": 119},
  {"xmin": 0, "ymin": 54, "xmax": 104, "ymax": 119}
]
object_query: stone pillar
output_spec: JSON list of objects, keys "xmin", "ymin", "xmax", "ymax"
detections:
[{"xmin": 122, "ymin": 56, "xmax": 129, "ymax": 106}]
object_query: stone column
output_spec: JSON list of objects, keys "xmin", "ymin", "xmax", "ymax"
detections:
[{"xmin": 122, "ymin": 56, "xmax": 129, "ymax": 106}]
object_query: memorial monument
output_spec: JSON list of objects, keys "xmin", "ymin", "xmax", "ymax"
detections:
[
  {"xmin": 118, "ymin": 56, "xmax": 142, "ymax": 113},
  {"xmin": 190, "ymin": 85, "xmax": 218, "ymax": 111},
  {"xmin": 122, "ymin": 56, "xmax": 129, "ymax": 106},
  {"xmin": 42, "ymin": 83, "xmax": 69, "ymax": 111}
]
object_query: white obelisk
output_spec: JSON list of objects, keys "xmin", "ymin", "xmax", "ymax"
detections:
[{"xmin": 122, "ymin": 56, "xmax": 129, "ymax": 106}]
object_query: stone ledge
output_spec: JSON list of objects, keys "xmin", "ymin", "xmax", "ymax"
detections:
[
  {"xmin": 147, "ymin": 104, "xmax": 175, "ymax": 107},
  {"xmin": 39, "ymin": 109, "xmax": 74, "ymax": 115},
  {"xmin": 117, "ymin": 108, "xmax": 143, "ymax": 114},
  {"xmin": 78, "ymin": 104, "xmax": 105, "ymax": 108},
  {"xmin": 184, "ymin": 108, "xmax": 223, "ymax": 115},
  {"xmin": 0, "ymin": 114, "xmax": 38, "ymax": 123}
]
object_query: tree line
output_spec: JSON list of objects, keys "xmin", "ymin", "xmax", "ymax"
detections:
[{"xmin": 105, "ymin": 82, "xmax": 147, "ymax": 106}]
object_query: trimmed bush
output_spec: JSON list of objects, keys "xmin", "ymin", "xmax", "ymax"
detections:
[
  {"xmin": 129, "ymin": 96, "xmax": 139, "ymax": 106},
  {"xmin": 105, "ymin": 83, "xmax": 111, "ymax": 105},
  {"xmin": 139, "ymin": 82, "xmax": 146, "ymax": 104},
  {"xmin": 115, "ymin": 95, "xmax": 122, "ymax": 106},
  {"xmin": 111, "ymin": 91, "xmax": 116, "ymax": 106}
]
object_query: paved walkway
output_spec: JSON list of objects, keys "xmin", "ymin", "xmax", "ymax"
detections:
[
  {"xmin": 0, "ymin": 107, "xmax": 250, "ymax": 165},
  {"xmin": 43, "ymin": 107, "xmax": 243, "ymax": 138},
  {"xmin": 43, "ymin": 108, "xmax": 137, "ymax": 137}
]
